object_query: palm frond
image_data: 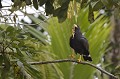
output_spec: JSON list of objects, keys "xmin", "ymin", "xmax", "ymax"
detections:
[{"xmin": 48, "ymin": 7, "xmax": 111, "ymax": 79}]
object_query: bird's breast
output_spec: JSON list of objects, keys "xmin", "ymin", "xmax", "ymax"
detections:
[{"xmin": 70, "ymin": 38, "xmax": 84, "ymax": 54}]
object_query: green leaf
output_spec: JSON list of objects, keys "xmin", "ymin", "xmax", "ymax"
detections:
[
  {"xmin": 27, "ymin": 14, "xmax": 47, "ymax": 31},
  {"xmin": 92, "ymin": 0, "xmax": 104, "ymax": 11},
  {"xmin": 45, "ymin": 0, "xmax": 54, "ymax": 15},
  {"xmin": 24, "ymin": 64, "xmax": 43, "ymax": 79},
  {"xmin": 24, "ymin": 25, "xmax": 47, "ymax": 45},
  {"xmin": 58, "ymin": 0, "xmax": 69, "ymax": 5},
  {"xmin": 1, "ymin": 67, "xmax": 8, "ymax": 79},
  {"xmin": 33, "ymin": 0, "xmax": 38, "ymax": 10},
  {"xmin": 25, "ymin": 0, "xmax": 32, "ymax": 5},
  {"xmin": 81, "ymin": 0, "xmax": 88, "ymax": 8},
  {"xmin": 6, "ymin": 26, "xmax": 14, "ymax": 32},
  {"xmin": 0, "ymin": 55, "xmax": 3, "ymax": 66},
  {"xmin": 38, "ymin": 0, "xmax": 47, "ymax": 6},
  {"xmin": 1, "ymin": 54, "xmax": 10, "ymax": 79},
  {"xmin": 53, "ymin": 0, "xmax": 70, "ymax": 23},
  {"xmin": 101, "ymin": 0, "xmax": 113, "ymax": 9},
  {"xmin": 54, "ymin": 7, "xmax": 68, "ymax": 23},
  {"xmin": 88, "ymin": 4, "xmax": 94, "ymax": 23},
  {"xmin": 3, "ymin": 54, "xmax": 10, "ymax": 69},
  {"xmin": 6, "ymin": 26, "xmax": 17, "ymax": 38},
  {"xmin": 13, "ymin": 0, "xmax": 22, "ymax": 7},
  {"xmin": 16, "ymin": 48, "xmax": 24, "ymax": 57}
]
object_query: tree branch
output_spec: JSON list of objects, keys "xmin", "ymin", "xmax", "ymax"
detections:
[{"xmin": 28, "ymin": 59, "xmax": 118, "ymax": 79}]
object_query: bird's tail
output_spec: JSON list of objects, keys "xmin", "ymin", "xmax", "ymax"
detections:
[
  {"xmin": 83, "ymin": 50, "xmax": 92, "ymax": 61},
  {"xmin": 83, "ymin": 55, "xmax": 92, "ymax": 61}
]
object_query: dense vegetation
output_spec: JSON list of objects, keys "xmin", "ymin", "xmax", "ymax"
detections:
[{"xmin": 0, "ymin": 0, "xmax": 120, "ymax": 79}]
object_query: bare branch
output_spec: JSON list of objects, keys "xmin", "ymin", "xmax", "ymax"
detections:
[
  {"xmin": 28, "ymin": 59, "xmax": 118, "ymax": 79},
  {"xmin": 0, "ymin": 22, "xmax": 46, "ymax": 26}
]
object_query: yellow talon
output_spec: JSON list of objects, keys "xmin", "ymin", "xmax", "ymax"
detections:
[
  {"xmin": 71, "ymin": 54, "xmax": 75, "ymax": 59},
  {"xmin": 69, "ymin": 49, "xmax": 75, "ymax": 59},
  {"xmin": 69, "ymin": 54, "xmax": 75, "ymax": 59},
  {"xmin": 77, "ymin": 55, "xmax": 81, "ymax": 62}
]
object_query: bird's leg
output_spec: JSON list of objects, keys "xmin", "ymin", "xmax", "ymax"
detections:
[
  {"xmin": 71, "ymin": 53, "xmax": 75, "ymax": 59},
  {"xmin": 77, "ymin": 55, "xmax": 81, "ymax": 62}
]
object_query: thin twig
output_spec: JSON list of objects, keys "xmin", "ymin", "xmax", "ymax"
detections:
[
  {"xmin": 28, "ymin": 59, "xmax": 118, "ymax": 79},
  {"xmin": 0, "ymin": 22, "xmax": 46, "ymax": 26}
]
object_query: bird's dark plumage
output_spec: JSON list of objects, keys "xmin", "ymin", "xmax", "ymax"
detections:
[{"xmin": 70, "ymin": 24, "xmax": 92, "ymax": 61}]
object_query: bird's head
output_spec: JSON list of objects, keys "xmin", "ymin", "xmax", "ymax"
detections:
[
  {"xmin": 74, "ymin": 24, "xmax": 80, "ymax": 31},
  {"xmin": 72, "ymin": 24, "xmax": 81, "ymax": 38}
]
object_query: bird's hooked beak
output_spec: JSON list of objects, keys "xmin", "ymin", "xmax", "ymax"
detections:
[
  {"xmin": 72, "ymin": 24, "xmax": 78, "ymax": 38},
  {"xmin": 73, "ymin": 24, "xmax": 78, "ymax": 28}
]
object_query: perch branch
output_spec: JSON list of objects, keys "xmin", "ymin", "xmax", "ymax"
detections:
[{"xmin": 28, "ymin": 59, "xmax": 118, "ymax": 79}]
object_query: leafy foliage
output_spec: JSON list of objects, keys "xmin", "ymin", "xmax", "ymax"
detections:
[
  {"xmin": 0, "ymin": 0, "xmax": 118, "ymax": 79},
  {"xmin": 7, "ymin": 0, "xmax": 120, "ymax": 23},
  {"xmin": 0, "ymin": 25, "xmax": 63, "ymax": 79},
  {"xmin": 47, "ymin": 8, "xmax": 111, "ymax": 79}
]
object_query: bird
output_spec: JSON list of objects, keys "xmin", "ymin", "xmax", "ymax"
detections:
[{"xmin": 69, "ymin": 24, "xmax": 92, "ymax": 62}]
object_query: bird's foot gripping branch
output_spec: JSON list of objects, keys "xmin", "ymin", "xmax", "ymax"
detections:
[{"xmin": 29, "ymin": 59, "xmax": 118, "ymax": 79}]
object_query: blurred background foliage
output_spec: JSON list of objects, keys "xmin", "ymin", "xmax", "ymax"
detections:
[{"xmin": 0, "ymin": 0, "xmax": 120, "ymax": 79}]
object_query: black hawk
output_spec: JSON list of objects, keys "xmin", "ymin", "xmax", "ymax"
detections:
[{"xmin": 69, "ymin": 24, "xmax": 92, "ymax": 61}]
